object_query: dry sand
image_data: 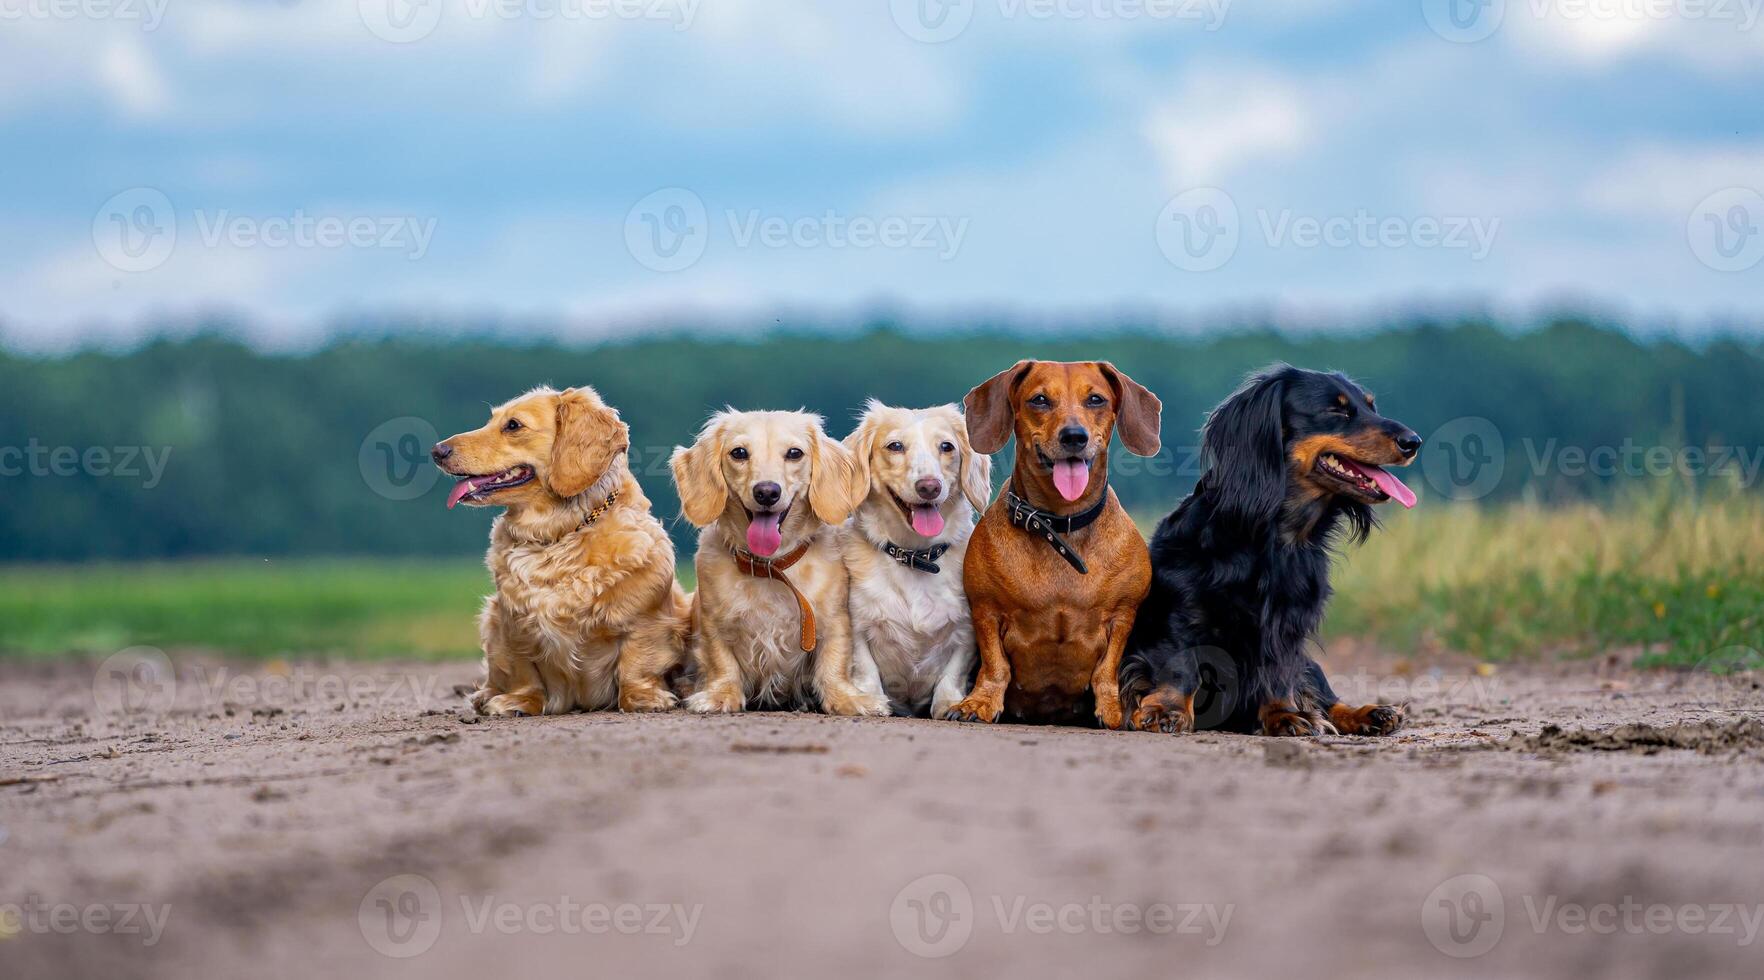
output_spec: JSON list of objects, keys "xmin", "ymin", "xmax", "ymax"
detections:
[{"xmin": 3, "ymin": 650, "xmax": 1763, "ymax": 979}]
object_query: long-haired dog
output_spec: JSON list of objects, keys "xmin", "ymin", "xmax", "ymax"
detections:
[
  {"xmin": 1119, "ymin": 365, "xmax": 1421, "ymax": 736},
  {"xmin": 839, "ymin": 401, "xmax": 992, "ymax": 717},
  {"xmin": 947, "ymin": 360, "xmax": 1162, "ymax": 728},
  {"xmin": 671, "ymin": 410, "xmax": 888, "ymax": 716},
  {"xmin": 433, "ymin": 385, "xmax": 689, "ymax": 717}
]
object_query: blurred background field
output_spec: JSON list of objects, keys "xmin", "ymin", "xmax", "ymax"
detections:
[{"xmin": 3, "ymin": 493, "xmax": 1758, "ymax": 671}]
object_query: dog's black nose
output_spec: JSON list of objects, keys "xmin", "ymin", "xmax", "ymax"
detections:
[
  {"xmin": 752, "ymin": 482, "xmax": 782, "ymax": 508},
  {"xmin": 431, "ymin": 442, "xmax": 453, "ymax": 464},
  {"xmin": 1057, "ymin": 426, "xmax": 1089, "ymax": 451},
  {"xmin": 1395, "ymin": 431, "xmax": 1422, "ymax": 458},
  {"xmin": 914, "ymin": 477, "xmax": 942, "ymax": 501}
]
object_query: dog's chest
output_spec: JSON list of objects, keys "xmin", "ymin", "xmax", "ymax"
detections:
[
  {"xmin": 492, "ymin": 544, "xmax": 618, "ymax": 647},
  {"xmin": 851, "ymin": 557, "xmax": 971, "ymax": 698}
]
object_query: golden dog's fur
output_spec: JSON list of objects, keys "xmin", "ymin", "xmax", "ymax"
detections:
[
  {"xmin": 436, "ymin": 386, "xmax": 688, "ymax": 717},
  {"xmin": 670, "ymin": 410, "xmax": 887, "ymax": 716},
  {"xmin": 840, "ymin": 402, "xmax": 991, "ymax": 717}
]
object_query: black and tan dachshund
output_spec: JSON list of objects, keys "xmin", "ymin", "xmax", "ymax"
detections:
[{"xmin": 1119, "ymin": 365, "xmax": 1421, "ymax": 736}]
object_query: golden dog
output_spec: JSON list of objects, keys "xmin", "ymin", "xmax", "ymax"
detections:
[
  {"xmin": 670, "ymin": 410, "xmax": 886, "ymax": 716},
  {"xmin": 840, "ymin": 401, "xmax": 991, "ymax": 717},
  {"xmin": 434, "ymin": 385, "xmax": 688, "ymax": 717}
]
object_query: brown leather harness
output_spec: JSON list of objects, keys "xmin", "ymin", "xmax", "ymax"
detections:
[{"xmin": 730, "ymin": 541, "xmax": 818, "ymax": 653}]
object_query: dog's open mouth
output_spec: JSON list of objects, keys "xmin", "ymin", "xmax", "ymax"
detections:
[
  {"xmin": 445, "ymin": 465, "xmax": 535, "ymax": 509},
  {"xmin": 1035, "ymin": 447, "xmax": 1091, "ymax": 503},
  {"xmin": 743, "ymin": 502, "xmax": 792, "ymax": 558},
  {"xmin": 1314, "ymin": 452, "xmax": 1417, "ymax": 508},
  {"xmin": 887, "ymin": 489, "xmax": 945, "ymax": 538}
]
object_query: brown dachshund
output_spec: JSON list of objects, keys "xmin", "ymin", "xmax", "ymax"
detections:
[{"xmin": 945, "ymin": 361, "xmax": 1162, "ymax": 728}]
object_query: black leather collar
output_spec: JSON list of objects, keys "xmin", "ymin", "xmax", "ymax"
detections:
[
  {"xmin": 880, "ymin": 540, "xmax": 950, "ymax": 574},
  {"xmin": 1004, "ymin": 481, "xmax": 1107, "ymax": 574}
]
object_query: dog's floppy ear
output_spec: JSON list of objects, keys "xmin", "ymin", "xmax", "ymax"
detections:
[
  {"xmin": 1203, "ymin": 366, "xmax": 1291, "ymax": 526},
  {"xmin": 949, "ymin": 407, "xmax": 994, "ymax": 513},
  {"xmin": 1098, "ymin": 362, "xmax": 1162, "ymax": 457},
  {"xmin": 809, "ymin": 423, "xmax": 866, "ymax": 525},
  {"xmin": 670, "ymin": 418, "xmax": 728, "ymax": 527},
  {"xmin": 549, "ymin": 387, "xmax": 628, "ymax": 498},
  {"xmin": 842, "ymin": 401, "xmax": 883, "ymax": 494},
  {"xmin": 962, "ymin": 360, "xmax": 1033, "ymax": 455}
]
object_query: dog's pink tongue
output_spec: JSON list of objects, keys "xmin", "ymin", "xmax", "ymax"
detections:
[
  {"xmin": 1363, "ymin": 464, "xmax": 1418, "ymax": 509},
  {"xmin": 746, "ymin": 512, "xmax": 784, "ymax": 557},
  {"xmin": 445, "ymin": 477, "xmax": 483, "ymax": 510},
  {"xmin": 1052, "ymin": 459, "xmax": 1090, "ymax": 502},
  {"xmin": 910, "ymin": 505, "xmax": 945, "ymax": 538}
]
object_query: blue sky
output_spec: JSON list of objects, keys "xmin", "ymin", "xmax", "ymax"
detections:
[{"xmin": 2, "ymin": 0, "xmax": 1762, "ymax": 349}]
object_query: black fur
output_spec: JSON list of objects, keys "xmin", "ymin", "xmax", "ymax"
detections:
[{"xmin": 1119, "ymin": 365, "xmax": 1421, "ymax": 734}]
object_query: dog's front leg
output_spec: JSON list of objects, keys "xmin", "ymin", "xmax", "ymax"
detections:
[
  {"xmin": 684, "ymin": 629, "xmax": 746, "ymax": 714},
  {"xmin": 929, "ymin": 627, "xmax": 976, "ymax": 721},
  {"xmin": 1091, "ymin": 612, "xmax": 1136, "ymax": 731},
  {"xmin": 945, "ymin": 607, "xmax": 1008, "ymax": 723},
  {"xmin": 477, "ymin": 599, "xmax": 546, "ymax": 717},
  {"xmin": 617, "ymin": 617, "xmax": 683, "ymax": 713},
  {"xmin": 848, "ymin": 629, "xmax": 888, "ymax": 705},
  {"xmin": 816, "ymin": 625, "xmax": 890, "ymax": 717}
]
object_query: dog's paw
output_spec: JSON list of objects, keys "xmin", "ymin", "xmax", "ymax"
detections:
[
  {"xmin": 1094, "ymin": 695, "xmax": 1125, "ymax": 731},
  {"xmin": 1329, "ymin": 702, "xmax": 1405, "ymax": 736},
  {"xmin": 685, "ymin": 686, "xmax": 745, "ymax": 714},
  {"xmin": 468, "ymin": 687, "xmax": 495, "ymax": 714},
  {"xmin": 485, "ymin": 693, "xmax": 543, "ymax": 718},
  {"xmin": 1131, "ymin": 689, "xmax": 1195, "ymax": 735},
  {"xmin": 824, "ymin": 690, "xmax": 891, "ymax": 718},
  {"xmin": 943, "ymin": 696, "xmax": 1002, "ymax": 724},
  {"xmin": 1260, "ymin": 707, "xmax": 1337, "ymax": 737},
  {"xmin": 619, "ymin": 687, "xmax": 680, "ymax": 713}
]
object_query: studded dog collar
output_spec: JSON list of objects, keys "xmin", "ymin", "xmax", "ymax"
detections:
[
  {"xmin": 879, "ymin": 540, "xmax": 951, "ymax": 574},
  {"xmin": 1003, "ymin": 481, "xmax": 1107, "ymax": 574}
]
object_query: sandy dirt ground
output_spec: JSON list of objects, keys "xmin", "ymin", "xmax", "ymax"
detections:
[{"xmin": 4, "ymin": 649, "xmax": 1763, "ymax": 980}]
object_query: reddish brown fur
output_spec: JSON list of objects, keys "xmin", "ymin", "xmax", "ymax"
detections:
[{"xmin": 947, "ymin": 361, "xmax": 1160, "ymax": 728}]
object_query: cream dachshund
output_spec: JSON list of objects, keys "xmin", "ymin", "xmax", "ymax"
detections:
[
  {"xmin": 840, "ymin": 401, "xmax": 991, "ymax": 717},
  {"xmin": 433, "ymin": 385, "xmax": 689, "ymax": 717},
  {"xmin": 670, "ymin": 410, "xmax": 887, "ymax": 716}
]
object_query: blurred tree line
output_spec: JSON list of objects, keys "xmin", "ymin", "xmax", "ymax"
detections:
[{"xmin": 2, "ymin": 318, "xmax": 1760, "ymax": 561}]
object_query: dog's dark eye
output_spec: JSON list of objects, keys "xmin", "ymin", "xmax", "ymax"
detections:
[
  {"xmin": 1027, "ymin": 394, "xmax": 1051, "ymax": 408},
  {"xmin": 886, "ymin": 441, "xmax": 905, "ymax": 453},
  {"xmin": 503, "ymin": 419, "xmax": 523, "ymax": 432},
  {"xmin": 939, "ymin": 441, "xmax": 955, "ymax": 453},
  {"xmin": 729, "ymin": 447, "xmax": 748, "ymax": 460},
  {"xmin": 1328, "ymin": 406, "xmax": 1352, "ymax": 417},
  {"xmin": 1085, "ymin": 394, "xmax": 1107, "ymax": 408},
  {"xmin": 785, "ymin": 447, "xmax": 804, "ymax": 460}
]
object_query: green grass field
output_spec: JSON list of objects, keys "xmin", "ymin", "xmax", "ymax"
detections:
[{"xmin": 2, "ymin": 498, "xmax": 1759, "ymax": 670}]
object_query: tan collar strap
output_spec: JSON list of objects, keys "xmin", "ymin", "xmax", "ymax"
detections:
[{"xmin": 730, "ymin": 541, "xmax": 817, "ymax": 653}]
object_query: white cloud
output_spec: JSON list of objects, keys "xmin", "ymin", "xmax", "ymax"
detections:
[
  {"xmin": 1141, "ymin": 66, "xmax": 1313, "ymax": 189},
  {"xmin": 1583, "ymin": 143, "xmax": 1764, "ymax": 217}
]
